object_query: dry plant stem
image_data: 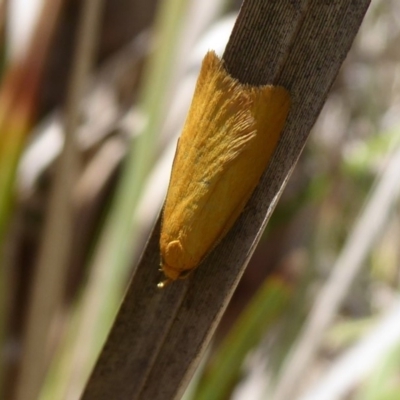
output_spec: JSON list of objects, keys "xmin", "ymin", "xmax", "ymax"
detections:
[
  {"xmin": 0, "ymin": 0, "xmax": 63, "ymax": 397},
  {"xmin": 14, "ymin": 1, "xmax": 105, "ymax": 400},
  {"xmin": 55, "ymin": 1, "xmax": 190, "ymax": 399},
  {"xmin": 0, "ymin": 0, "xmax": 63, "ymax": 241},
  {"xmin": 0, "ymin": 0, "xmax": 7, "ymax": 68},
  {"xmin": 272, "ymin": 143, "xmax": 400, "ymax": 400},
  {"xmin": 81, "ymin": 1, "xmax": 371, "ymax": 400}
]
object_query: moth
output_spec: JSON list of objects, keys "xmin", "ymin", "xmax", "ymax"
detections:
[{"xmin": 159, "ymin": 51, "xmax": 290, "ymax": 286}]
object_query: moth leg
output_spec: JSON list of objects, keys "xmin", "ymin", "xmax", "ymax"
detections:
[{"xmin": 157, "ymin": 278, "xmax": 172, "ymax": 289}]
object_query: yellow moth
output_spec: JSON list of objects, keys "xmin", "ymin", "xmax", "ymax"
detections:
[{"xmin": 159, "ymin": 50, "xmax": 290, "ymax": 286}]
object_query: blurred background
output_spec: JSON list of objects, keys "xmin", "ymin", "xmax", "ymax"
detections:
[{"xmin": 0, "ymin": 0, "xmax": 399, "ymax": 399}]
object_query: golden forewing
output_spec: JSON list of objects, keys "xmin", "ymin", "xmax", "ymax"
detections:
[{"xmin": 160, "ymin": 51, "xmax": 291, "ymax": 279}]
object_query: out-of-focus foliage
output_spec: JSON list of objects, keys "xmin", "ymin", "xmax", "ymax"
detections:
[{"xmin": 0, "ymin": 0, "xmax": 399, "ymax": 400}]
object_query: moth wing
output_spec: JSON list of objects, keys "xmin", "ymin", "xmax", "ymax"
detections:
[{"xmin": 160, "ymin": 50, "xmax": 291, "ymax": 278}]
